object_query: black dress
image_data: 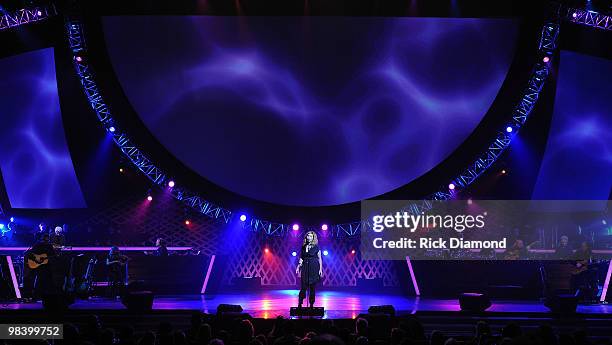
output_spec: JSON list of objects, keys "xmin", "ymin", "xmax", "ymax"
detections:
[{"xmin": 300, "ymin": 244, "xmax": 320, "ymax": 285}]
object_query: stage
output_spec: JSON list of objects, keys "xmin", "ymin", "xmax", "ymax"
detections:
[{"xmin": 2, "ymin": 290, "xmax": 612, "ymax": 319}]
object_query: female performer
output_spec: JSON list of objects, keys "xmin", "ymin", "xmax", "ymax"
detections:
[{"xmin": 295, "ymin": 231, "xmax": 323, "ymax": 308}]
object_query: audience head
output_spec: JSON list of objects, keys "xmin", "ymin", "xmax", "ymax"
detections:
[
  {"xmin": 502, "ymin": 323, "xmax": 522, "ymax": 339},
  {"xmin": 235, "ymin": 319, "xmax": 255, "ymax": 342},
  {"xmin": 355, "ymin": 318, "xmax": 368, "ymax": 336}
]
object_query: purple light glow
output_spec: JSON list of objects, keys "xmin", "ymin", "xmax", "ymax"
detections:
[
  {"xmin": 0, "ymin": 246, "xmax": 194, "ymax": 251},
  {"xmin": 572, "ymin": 12, "xmax": 577, "ymax": 18},
  {"xmin": 75, "ymin": 56, "xmax": 83, "ymax": 62},
  {"xmin": 543, "ymin": 56, "xmax": 550, "ymax": 63},
  {"xmin": 448, "ymin": 183, "xmax": 455, "ymax": 190},
  {"xmin": 37, "ymin": 11, "xmax": 42, "ymax": 16},
  {"xmin": 292, "ymin": 224, "xmax": 300, "ymax": 231},
  {"xmin": 201, "ymin": 254, "xmax": 216, "ymax": 294},
  {"xmin": 405, "ymin": 256, "xmax": 420, "ymax": 296},
  {"xmin": 240, "ymin": 214, "xmax": 247, "ymax": 222},
  {"xmin": 601, "ymin": 260, "xmax": 612, "ymax": 302},
  {"xmin": 321, "ymin": 224, "xmax": 328, "ymax": 231},
  {"xmin": 168, "ymin": 180, "xmax": 175, "ymax": 187},
  {"xmin": 147, "ymin": 195, "xmax": 153, "ymax": 201},
  {"xmin": 6, "ymin": 256, "xmax": 21, "ymax": 299}
]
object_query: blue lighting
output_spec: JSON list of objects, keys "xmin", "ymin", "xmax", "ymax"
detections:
[
  {"xmin": 506, "ymin": 126, "xmax": 513, "ymax": 133},
  {"xmin": 9, "ymin": 217, "xmax": 14, "ymax": 222},
  {"xmin": 0, "ymin": 224, "xmax": 4, "ymax": 230},
  {"xmin": 291, "ymin": 251, "xmax": 297, "ymax": 257},
  {"xmin": 323, "ymin": 250, "xmax": 329, "ymax": 256},
  {"xmin": 240, "ymin": 214, "xmax": 247, "ymax": 222},
  {"xmin": 109, "ymin": 126, "xmax": 116, "ymax": 133}
]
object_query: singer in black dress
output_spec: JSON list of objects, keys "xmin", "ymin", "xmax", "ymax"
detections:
[{"xmin": 295, "ymin": 231, "xmax": 323, "ymax": 308}]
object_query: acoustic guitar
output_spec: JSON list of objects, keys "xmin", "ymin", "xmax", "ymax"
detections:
[{"xmin": 27, "ymin": 253, "xmax": 49, "ymax": 269}]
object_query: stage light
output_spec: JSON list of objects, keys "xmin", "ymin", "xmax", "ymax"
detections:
[
  {"xmin": 119, "ymin": 168, "xmax": 124, "ymax": 173},
  {"xmin": 506, "ymin": 126, "xmax": 513, "ymax": 133},
  {"xmin": 323, "ymin": 250, "xmax": 329, "ymax": 256},
  {"xmin": 292, "ymin": 224, "xmax": 300, "ymax": 231},
  {"xmin": 147, "ymin": 195, "xmax": 153, "ymax": 201},
  {"xmin": 10, "ymin": 217, "xmax": 14, "ymax": 222},
  {"xmin": 109, "ymin": 126, "xmax": 116, "ymax": 133},
  {"xmin": 448, "ymin": 183, "xmax": 455, "ymax": 190},
  {"xmin": 168, "ymin": 180, "xmax": 175, "ymax": 188},
  {"xmin": 467, "ymin": 198, "xmax": 473, "ymax": 205},
  {"xmin": 321, "ymin": 224, "xmax": 328, "ymax": 231},
  {"xmin": 264, "ymin": 248, "xmax": 270, "ymax": 254},
  {"xmin": 603, "ymin": 220, "xmax": 608, "ymax": 225},
  {"xmin": 37, "ymin": 11, "xmax": 42, "ymax": 16},
  {"xmin": 75, "ymin": 56, "xmax": 83, "ymax": 62},
  {"xmin": 572, "ymin": 12, "xmax": 577, "ymax": 18},
  {"xmin": 543, "ymin": 56, "xmax": 550, "ymax": 63},
  {"xmin": 185, "ymin": 220, "xmax": 190, "ymax": 225},
  {"xmin": 292, "ymin": 251, "xmax": 297, "ymax": 257},
  {"xmin": 351, "ymin": 249, "xmax": 356, "ymax": 255},
  {"xmin": 240, "ymin": 214, "xmax": 247, "ymax": 222},
  {"xmin": 501, "ymin": 169, "xmax": 507, "ymax": 175}
]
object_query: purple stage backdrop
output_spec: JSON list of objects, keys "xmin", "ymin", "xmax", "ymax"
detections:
[
  {"xmin": 532, "ymin": 50, "xmax": 612, "ymax": 206},
  {"xmin": 0, "ymin": 48, "xmax": 86, "ymax": 209},
  {"xmin": 103, "ymin": 16, "xmax": 518, "ymax": 206}
]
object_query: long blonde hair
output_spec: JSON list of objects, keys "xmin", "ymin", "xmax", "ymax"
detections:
[{"xmin": 302, "ymin": 231, "xmax": 318, "ymax": 246}]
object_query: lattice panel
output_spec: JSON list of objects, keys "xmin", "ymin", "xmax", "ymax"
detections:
[
  {"xmin": 74, "ymin": 196, "xmax": 399, "ymax": 287},
  {"xmin": 221, "ymin": 232, "xmax": 400, "ymax": 287},
  {"xmin": 75, "ymin": 194, "xmax": 222, "ymax": 256}
]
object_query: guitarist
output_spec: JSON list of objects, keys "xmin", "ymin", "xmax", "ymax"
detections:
[
  {"xmin": 106, "ymin": 246, "xmax": 128, "ymax": 298},
  {"xmin": 570, "ymin": 241, "xmax": 595, "ymax": 299},
  {"xmin": 27, "ymin": 234, "xmax": 58, "ymax": 298}
]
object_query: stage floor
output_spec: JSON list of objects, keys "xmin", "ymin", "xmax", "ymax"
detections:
[{"xmin": 2, "ymin": 290, "xmax": 612, "ymax": 318}]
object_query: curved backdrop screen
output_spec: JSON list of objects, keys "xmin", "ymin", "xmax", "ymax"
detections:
[
  {"xmin": 103, "ymin": 17, "xmax": 518, "ymax": 206},
  {"xmin": 532, "ymin": 50, "xmax": 612, "ymax": 206},
  {"xmin": 0, "ymin": 48, "xmax": 86, "ymax": 209}
]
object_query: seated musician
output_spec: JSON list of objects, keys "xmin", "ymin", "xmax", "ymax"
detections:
[
  {"xmin": 28, "ymin": 234, "xmax": 58, "ymax": 298},
  {"xmin": 106, "ymin": 246, "xmax": 128, "ymax": 298},
  {"xmin": 34, "ymin": 223, "xmax": 48, "ymax": 244},
  {"xmin": 50, "ymin": 226, "xmax": 66, "ymax": 247},
  {"xmin": 154, "ymin": 237, "xmax": 169, "ymax": 257},
  {"xmin": 554, "ymin": 235, "xmax": 573, "ymax": 259},
  {"xmin": 570, "ymin": 241, "xmax": 595, "ymax": 299},
  {"xmin": 504, "ymin": 239, "xmax": 528, "ymax": 260}
]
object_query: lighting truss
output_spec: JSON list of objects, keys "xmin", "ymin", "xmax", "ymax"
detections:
[
  {"xmin": 66, "ymin": 19, "xmax": 232, "ymax": 224},
  {"xmin": 565, "ymin": 7, "xmax": 612, "ymax": 31},
  {"xmin": 66, "ymin": 11, "xmax": 559, "ymax": 238},
  {"xmin": 0, "ymin": 4, "xmax": 57, "ymax": 31}
]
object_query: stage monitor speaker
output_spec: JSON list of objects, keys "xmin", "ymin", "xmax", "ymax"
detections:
[
  {"xmin": 290, "ymin": 307, "xmax": 325, "ymax": 317},
  {"xmin": 217, "ymin": 304, "xmax": 243, "ymax": 315},
  {"xmin": 459, "ymin": 293, "xmax": 492, "ymax": 312},
  {"xmin": 42, "ymin": 294, "xmax": 75, "ymax": 312},
  {"xmin": 544, "ymin": 294, "xmax": 578, "ymax": 313},
  {"xmin": 121, "ymin": 291, "xmax": 154, "ymax": 312},
  {"xmin": 367, "ymin": 305, "xmax": 395, "ymax": 316}
]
